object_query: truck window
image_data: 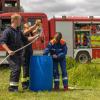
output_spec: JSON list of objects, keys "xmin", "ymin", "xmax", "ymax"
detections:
[
  {"xmin": 91, "ymin": 24, "xmax": 100, "ymax": 35},
  {"xmin": 1, "ymin": 19, "xmax": 11, "ymax": 32},
  {"xmin": 91, "ymin": 23, "xmax": 100, "ymax": 47},
  {"xmin": 74, "ymin": 23, "xmax": 91, "ymax": 48},
  {"xmin": 28, "ymin": 18, "xmax": 36, "ymax": 26},
  {"xmin": 28, "ymin": 17, "xmax": 42, "ymax": 26},
  {"xmin": 5, "ymin": 1, "xmax": 17, "ymax": 7}
]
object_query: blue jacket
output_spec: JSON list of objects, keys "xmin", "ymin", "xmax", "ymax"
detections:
[{"xmin": 44, "ymin": 39, "xmax": 67, "ymax": 59}]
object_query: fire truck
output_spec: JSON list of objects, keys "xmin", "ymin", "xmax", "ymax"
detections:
[
  {"xmin": 0, "ymin": 0, "xmax": 100, "ymax": 64},
  {"xmin": 49, "ymin": 16, "xmax": 100, "ymax": 63}
]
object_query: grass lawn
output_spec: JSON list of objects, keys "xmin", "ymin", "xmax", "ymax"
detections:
[{"xmin": 0, "ymin": 59, "xmax": 100, "ymax": 100}]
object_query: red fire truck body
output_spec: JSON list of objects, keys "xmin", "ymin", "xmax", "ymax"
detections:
[{"xmin": 49, "ymin": 17, "xmax": 100, "ymax": 63}]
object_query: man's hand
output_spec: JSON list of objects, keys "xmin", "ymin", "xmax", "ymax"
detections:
[
  {"xmin": 32, "ymin": 26, "xmax": 39, "ymax": 34},
  {"xmin": 35, "ymin": 19, "xmax": 42, "ymax": 26},
  {"xmin": 28, "ymin": 34, "xmax": 39, "ymax": 42},
  {"xmin": 2, "ymin": 44, "xmax": 15, "ymax": 56},
  {"xmin": 52, "ymin": 54, "xmax": 58, "ymax": 59},
  {"xmin": 8, "ymin": 50, "xmax": 15, "ymax": 56}
]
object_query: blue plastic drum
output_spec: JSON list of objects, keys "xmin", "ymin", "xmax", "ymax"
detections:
[{"xmin": 29, "ymin": 55, "xmax": 53, "ymax": 91}]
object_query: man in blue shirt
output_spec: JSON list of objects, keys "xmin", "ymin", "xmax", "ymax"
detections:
[
  {"xmin": 0, "ymin": 13, "xmax": 40, "ymax": 92},
  {"xmin": 44, "ymin": 33, "xmax": 68, "ymax": 91}
]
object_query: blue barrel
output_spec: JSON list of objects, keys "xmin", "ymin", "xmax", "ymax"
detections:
[{"xmin": 29, "ymin": 55, "xmax": 53, "ymax": 91}]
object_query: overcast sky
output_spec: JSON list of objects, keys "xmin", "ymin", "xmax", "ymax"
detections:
[{"xmin": 20, "ymin": 0, "xmax": 100, "ymax": 18}]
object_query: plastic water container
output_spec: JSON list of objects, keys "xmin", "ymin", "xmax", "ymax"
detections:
[{"xmin": 29, "ymin": 55, "xmax": 53, "ymax": 91}]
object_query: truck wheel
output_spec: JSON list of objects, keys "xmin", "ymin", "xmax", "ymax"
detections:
[{"xmin": 75, "ymin": 51, "xmax": 91, "ymax": 63}]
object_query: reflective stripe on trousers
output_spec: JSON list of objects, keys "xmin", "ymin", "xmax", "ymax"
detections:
[
  {"xmin": 54, "ymin": 79, "xmax": 59, "ymax": 82},
  {"xmin": 63, "ymin": 77, "xmax": 68, "ymax": 80},
  {"xmin": 10, "ymin": 82, "xmax": 18, "ymax": 86}
]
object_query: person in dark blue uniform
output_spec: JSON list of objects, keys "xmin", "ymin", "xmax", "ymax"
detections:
[
  {"xmin": 21, "ymin": 21, "xmax": 41, "ymax": 90},
  {"xmin": 0, "ymin": 13, "xmax": 40, "ymax": 92},
  {"xmin": 44, "ymin": 32, "xmax": 68, "ymax": 91}
]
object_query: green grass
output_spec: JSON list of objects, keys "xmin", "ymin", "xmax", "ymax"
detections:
[
  {"xmin": 0, "ymin": 59, "xmax": 100, "ymax": 100},
  {"xmin": 68, "ymin": 63, "xmax": 100, "ymax": 88}
]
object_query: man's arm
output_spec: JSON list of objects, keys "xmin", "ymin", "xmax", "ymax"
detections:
[
  {"xmin": 57, "ymin": 44, "xmax": 68, "ymax": 58},
  {"xmin": 23, "ymin": 24, "xmax": 37, "ymax": 35},
  {"xmin": 27, "ymin": 36, "xmax": 38, "ymax": 42},
  {"xmin": 21, "ymin": 31, "xmax": 39, "ymax": 42},
  {"xmin": 43, "ymin": 43, "xmax": 52, "ymax": 55},
  {"xmin": 2, "ymin": 44, "xmax": 14, "ymax": 55},
  {"xmin": 24, "ymin": 20, "xmax": 41, "ymax": 35},
  {"xmin": 0, "ymin": 30, "xmax": 15, "ymax": 55},
  {"xmin": 32, "ymin": 26, "xmax": 40, "ymax": 34}
]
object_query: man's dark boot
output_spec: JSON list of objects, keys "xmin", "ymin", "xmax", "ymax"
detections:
[
  {"xmin": 8, "ymin": 86, "xmax": 18, "ymax": 92},
  {"xmin": 22, "ymin": 81, "xmax": 29, "ymax": 90},
  {"xmin": 54, "ymin": 85, "xmax": 59, "ymax": 91},
  {"xmin": 64, "ymin": 85, "xmax": 68, "ymax": 91}
]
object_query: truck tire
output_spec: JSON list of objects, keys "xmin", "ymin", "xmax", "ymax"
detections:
[{"xmin": 75, "ymin": 51, "xmax": 91, "ymax": 63}]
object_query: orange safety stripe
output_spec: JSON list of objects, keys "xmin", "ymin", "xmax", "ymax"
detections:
[
  {"xmin": 50, "ymin": 38, "xmax": 66, "ymax": 45},
  {"xmin": 60, "ymin": 39, "xmax": 66, "ymax": 45},
  {"xmin": 50, "ymin": 39, "xmax": 56, "ymax": 45}
]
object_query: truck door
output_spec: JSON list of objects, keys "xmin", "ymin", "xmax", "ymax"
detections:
[{"xmin": 55, "ymin": 21, "xmax": 74, "ymax": 57}]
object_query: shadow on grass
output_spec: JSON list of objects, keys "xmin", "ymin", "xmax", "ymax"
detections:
[
  {"xmin": 51, "ymin": 88, "xmax": 94, "ymax": 92},
  {"xmin": 68, "ymin": 88, "xmax": 93, "ymax": 91}
]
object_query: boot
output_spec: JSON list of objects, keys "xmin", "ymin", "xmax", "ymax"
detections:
[
  {"xmin": 8, "ymin": 86, "xmax": 18, "ymax": 92},
  {"xmin": 64, "ymin": 85, "xmax": 68, "ymax": 91},
  {"xmin": 54, "ymin": 85, "xmax": 59, "ymax": 91},
  {"xmin": 22, "ymin": 81, "xmax": 29, "ymax": 90}
]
